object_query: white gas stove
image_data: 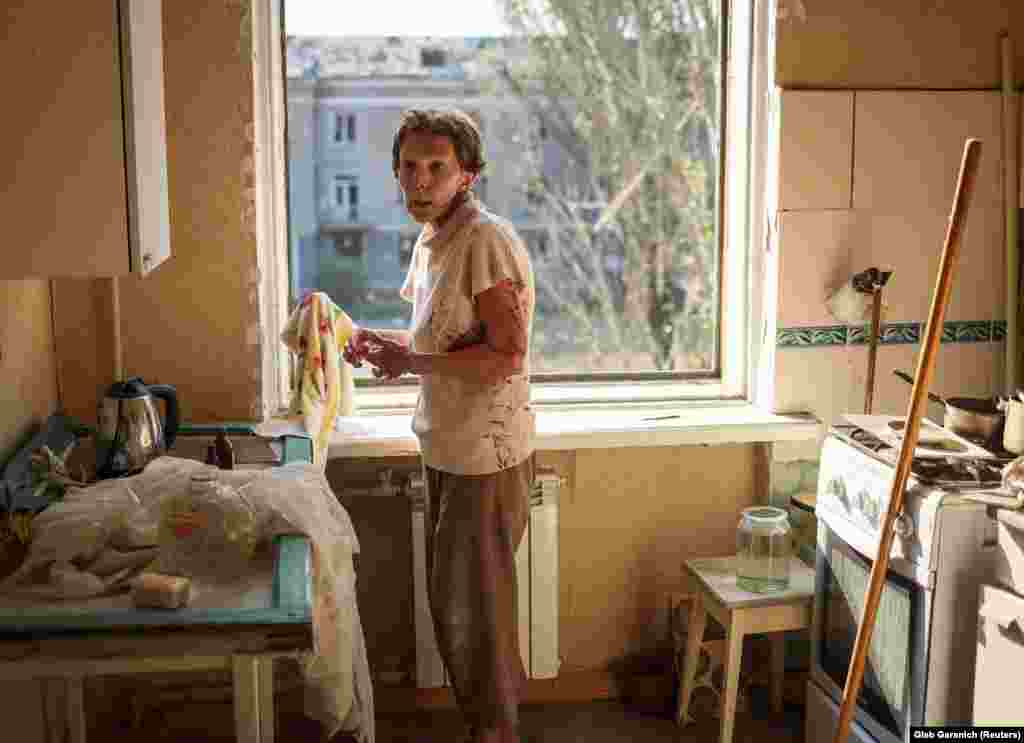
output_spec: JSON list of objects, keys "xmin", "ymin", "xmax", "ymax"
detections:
[{"xmin": 806, "ymin": 432, "xmax": 999, "ymax": 743}]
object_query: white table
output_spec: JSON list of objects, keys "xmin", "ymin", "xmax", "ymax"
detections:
[{"xmin": 0, "ymin": 536, "xmax": 312, "ymax": 743}]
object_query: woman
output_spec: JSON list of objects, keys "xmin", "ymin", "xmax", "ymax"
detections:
[{"xmin": 344, "ymin": 108, "xmax": 536, "ymax": 743}]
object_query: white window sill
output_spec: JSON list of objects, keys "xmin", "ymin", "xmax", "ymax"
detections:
[{"xmin": 308, "ymin": 403, "xmax": 821, "ymax": 459}]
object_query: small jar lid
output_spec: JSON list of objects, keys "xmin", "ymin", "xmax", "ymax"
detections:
[{"xmin": 741, "ymin": 506, "xmax": 789, "ymax": 527}]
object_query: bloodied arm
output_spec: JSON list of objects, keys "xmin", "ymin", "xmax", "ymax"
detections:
[{"xmin": 363, "ymin": 278, "xmax": 529, "ymax": 384}]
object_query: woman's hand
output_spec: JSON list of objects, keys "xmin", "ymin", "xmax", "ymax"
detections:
[
  {"xmin": 343, "ymin": 327, "xmax": 393, "ymax": 368},
  {"xmin": 342, "ymin": 326, "xmax": 367, "ymax": 367},
  {"xmin": 363, "ymin": 335, "xmax": 414, "ymax": 379}
]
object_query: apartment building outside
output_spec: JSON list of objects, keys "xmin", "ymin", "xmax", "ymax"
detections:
[{"xmin": 285, "ymin": 36, "xmax": 562, "ymax": 329}]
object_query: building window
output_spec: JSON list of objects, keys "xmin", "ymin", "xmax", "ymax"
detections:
[
  {"xmin": 333, "ymin": 175, "xmax": 359, "ymax": 221},
  {"xmin": 421, "ymin": 48, "xmax": 446, "ymax": 67},
  {"xmin": 333, "ymin": 112, "xmax": 355, "ymax": 143},
  {"xmin": 398, "ymin": 235, "xmax": 415, "ymax": 265},
  {"xmin": 335, "ymin": 233, "xmax": 362, "ymax": 259},
  {"xmin": 276, "ymin": 0, "xmax": 768, "ymax": 405}
]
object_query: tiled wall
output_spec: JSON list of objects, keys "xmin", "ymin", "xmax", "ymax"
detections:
[
  {"xmin": 769, "ymin": 88, "xmax": 1016, "ymax": 555},
  {"xmin": 773, "ymin": 89, "xmax": 1012, "ymax": 432}
]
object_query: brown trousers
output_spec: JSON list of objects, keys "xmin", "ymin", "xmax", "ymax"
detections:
[{"xmin": 424, "ymin": 455, "xmax": 535, "ymax": 732}]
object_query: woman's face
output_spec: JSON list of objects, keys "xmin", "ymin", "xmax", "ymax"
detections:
[{"xmin": 397, "ymin": 130, "xmax": 474, "ymax": 227}]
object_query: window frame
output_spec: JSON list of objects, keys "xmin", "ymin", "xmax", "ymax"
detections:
[{"xmin": 253, "ymin": 0, "xmax": 777, "ymax": 417}]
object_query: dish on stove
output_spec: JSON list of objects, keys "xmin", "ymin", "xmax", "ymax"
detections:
[
  {"xmin": 914, "ymin": 437, "xmax": 968, "ymax": 453},
  {"xmin": 886, "ymin": 419, "xmax": 968, "ymax": 452},
  {"xmin": 887, "ymin": 418, "xmax": 943, "ymax": 432}
]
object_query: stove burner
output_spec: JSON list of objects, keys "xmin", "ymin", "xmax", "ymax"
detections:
[
  {"xmin": 911, "ymin": 456, "xmax": 1003, "ymax": 486},
  {"xmin": 832, "ymin": 425, "xmax": 1009, "ymax": 488},
  {"xmin": 848, "ymin": 427, "xmax": 893, "ymax": 454}
]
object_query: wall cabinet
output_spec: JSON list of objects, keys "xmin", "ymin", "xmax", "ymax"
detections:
[{"xmin": 0, "ymin": 0, "xmax": 170, "ymax": 278}]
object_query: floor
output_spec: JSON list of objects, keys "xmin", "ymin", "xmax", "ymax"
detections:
[
  {"xmin": 374, "ymin": 695, "xmax": 803, "ymax": 743},
  {"xmin": 105, "ymin": 682, "xmax": 805, "ymax": 743}
]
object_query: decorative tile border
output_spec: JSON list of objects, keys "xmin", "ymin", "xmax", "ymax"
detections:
[
  {"xmin": 778, "ymin": 320, "xmax": 1002, "ymax": 348},
  {"xmin": 994, "ymin": 320, "xmax": 1007, "ymax": 342},
  {"xmin": 776, "ymin": 325, "xmax": 848, "ymax": 347},
  {"xmin": 942, "ymin": 320, "xmax": 992, "ymax": 343}
]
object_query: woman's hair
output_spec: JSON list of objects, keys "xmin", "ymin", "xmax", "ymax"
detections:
[{"xmin": 391, "ymin": 108, "xmax": 487, "ymax": 176}]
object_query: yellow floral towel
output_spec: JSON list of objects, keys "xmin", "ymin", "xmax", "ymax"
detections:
[{"xmin": 281, "ymin": 292, "xmax": 356, "ymax": 468}]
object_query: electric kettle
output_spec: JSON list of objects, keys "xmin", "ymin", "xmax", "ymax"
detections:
[{"xmin": 96, "ymin": 377, "xmax": 179, "ymax": 478}]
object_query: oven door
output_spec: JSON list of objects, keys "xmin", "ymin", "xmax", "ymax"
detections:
[{"xmin": 810, "ymin": 520, "xmax": 928, "ymax": 743}]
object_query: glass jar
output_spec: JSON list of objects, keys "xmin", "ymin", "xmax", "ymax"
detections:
[
  {"xmin": 158, "ymin": 467, "xmax": 257, "ymax": 581},
  {"xmin": 735, "ymin": 506, "xmax": 794, "ymax": 593}
]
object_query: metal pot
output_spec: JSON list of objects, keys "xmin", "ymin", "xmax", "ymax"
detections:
[{"xmin": 892, "ymin": 370, "xmax": 1004, "ymax": 443}]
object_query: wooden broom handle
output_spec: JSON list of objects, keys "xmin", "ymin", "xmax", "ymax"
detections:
[{"xmin": 832, "ymin": 138, "xmax": 983, "ymax": 743}]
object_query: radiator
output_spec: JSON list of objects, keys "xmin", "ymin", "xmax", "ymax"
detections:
[{"xmin": 409, "ymin": 468, "xmax": 563, "ymax": 688}]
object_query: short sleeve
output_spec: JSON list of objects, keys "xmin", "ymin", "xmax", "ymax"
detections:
[
  {"xmin": 469, "ymin": 222, "xmax": 530, "ymax": 298},
  {"xmin": 400, "ymin": 243, "xmax": 419, "ymax": 303}
]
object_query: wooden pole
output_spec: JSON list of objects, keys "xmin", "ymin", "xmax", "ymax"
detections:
[
  {"xmin": 832, "ymin": 139, "xmax": 983, "ymax": 743},
  {"xmin": 863, "ymin": 289, "xmax": 882, "ymax": 414},
  {"xmin": 1001, "ymin": 33, "xmax": 1019, "ymax": 395}
]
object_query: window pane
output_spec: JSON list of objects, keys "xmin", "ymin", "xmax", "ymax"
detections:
[{"xmin": 285, "ymin": 1, "xmax": 724, "ymax": 376}]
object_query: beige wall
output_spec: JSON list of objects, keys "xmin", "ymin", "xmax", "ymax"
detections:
[
  {"xmin": 0, "ymin": 281, "xmax": 59, "ymax": 464},
  {"xmin": 777, "ymin": 0, "xmax": 1024, "ymax": 89}
]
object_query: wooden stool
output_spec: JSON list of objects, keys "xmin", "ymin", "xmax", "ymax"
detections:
[{"xmin": 675, "ymin": 555, "xmax": 814, "ymax": 743}]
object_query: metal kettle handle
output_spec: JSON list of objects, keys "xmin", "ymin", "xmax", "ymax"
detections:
[{"xmin": 146, "ymin": 384, "xmax": 179, "ymax": 449}]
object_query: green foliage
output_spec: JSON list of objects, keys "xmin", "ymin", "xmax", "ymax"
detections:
[
  {"xmin": 318, "ymin": 250, "xmax": 369, "ymax": 309},
  {"xmin": 499, "ymin": 0, "xmax": 721, "ymax": 371}
]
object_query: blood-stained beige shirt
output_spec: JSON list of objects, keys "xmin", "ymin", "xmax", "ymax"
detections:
[{"xmin": 400, "ymin": 196, "xmax": 536, "ymax": 475}]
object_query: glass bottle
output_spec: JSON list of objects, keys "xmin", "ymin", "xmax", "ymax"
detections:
[
  {"xmin": 159, "ymin": 467, "xmax": 257, "ymax": 581},
  {"xmin": 735, "ymin": 506, "xmax": 793, "ymax": 593}
]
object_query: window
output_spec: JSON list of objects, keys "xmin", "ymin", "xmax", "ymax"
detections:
[
  {"xmin": 333, "ymin": 174, "xmax": 359, "ymax": 220},
  {"xmin": 420, "ymin": 48, "xmax": 446, "ymax": 67},
  {"xmin": 333, "ymin": 112, "xmax": 356, "ymax": 143},
  {"xmin": 335, "ymin": 233, "xmax": 362, "ymax": 259},
  {"xmin": 260, "ymin": 0, "xmax": 773, "ymax": 409},
  {"xmin": 398, "ymin": 235, "xmax": 415, "ymax": 265}
]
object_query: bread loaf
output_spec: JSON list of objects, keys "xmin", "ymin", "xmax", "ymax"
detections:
[{"xmin": 131, "ymin": 572, "xmax": 191, "ymax": 609}]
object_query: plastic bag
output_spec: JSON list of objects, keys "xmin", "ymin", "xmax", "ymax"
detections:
[
  {"xmin": 153, "ymin": 468, "xmax": 258, "ymax": 582},
  {"xmin": 0, "ymin": 479, "xmax": 141, "ymax": 590}
]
